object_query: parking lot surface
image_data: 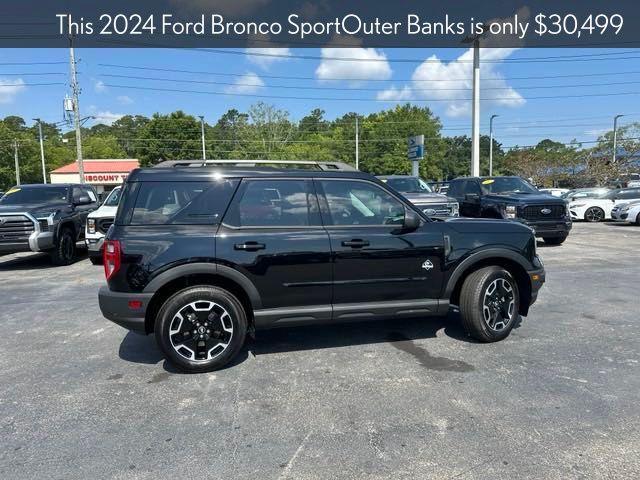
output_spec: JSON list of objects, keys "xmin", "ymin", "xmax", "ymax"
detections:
[{"xmin": 1, "ymin": 222, "xmax": 639, "ymax": 479}]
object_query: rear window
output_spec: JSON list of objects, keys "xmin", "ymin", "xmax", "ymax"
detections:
[{"xmin": 128, "ymin": 180, "xmax": 239, "ymax": 225}]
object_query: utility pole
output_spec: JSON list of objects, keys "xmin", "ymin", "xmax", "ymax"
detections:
[
  {"xmin": 13, "ymin": 140, "xmax": 20, "ymax": 186},
  {"xmin": 355, "ymin": 117, "xmax": 359, "ymax": 170},
  {"xmin": 613, "ymin": 114, "xmax": 624, "ymax": 164},
  {"xmin": 199, "ymin": 115, "xmax": 207, "ymax": 161},
  {"xmin": 34, "ymin": 118, "xmax": 47, "ymax": 183},
  {"xmin": 69, "ymin": 36, "xmax": 85, "ymax": 183},
  {"xmin": 471, "ymin": 38, "xmax": 481, "ymax": 177},
  {"xmin": 489, "ymin": 114, "xmax": 498, "ymax": 176}
]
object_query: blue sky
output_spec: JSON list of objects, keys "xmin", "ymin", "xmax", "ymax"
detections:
[{"xmin": 1, "ymin": 47, "xmax": 639, "ymax": 149}]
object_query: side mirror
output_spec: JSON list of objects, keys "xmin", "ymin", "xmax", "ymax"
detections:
[
  {"xmin": 75, "ymin": 195, "xmax": 92, "ymax": 205},
  {"xmin": 465, "ymin": 193, "xmax": 480, "ymax": 202},
  {"xmin": 403, "ymin": 208, "xmax": 421, "ymax": 230}
]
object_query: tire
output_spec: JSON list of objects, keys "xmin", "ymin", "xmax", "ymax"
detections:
[
  {"xmin": 50, "ymin": 227, "xmax": 76, "ymax": 266},
  {"xmin": 543, "ymin": 235, "xmax": 567, "ymax": 245},
  {"xmin": 459, "ymin": 266, "xmax": 520, "ymax": 342},
  {"xmin": 636, "ymin": 212, "xmax": 640, "ymax": 226},
  {"xmin": 155, "ymin": 286, "xmax": 247, "ymax": 373},
  {"xmin": 584, "ymin": 207, "xmax": 605, "ymax": 222},
  {"xmin": 89, "ymin": 256, "xmax": 102, "ymax": 265}
]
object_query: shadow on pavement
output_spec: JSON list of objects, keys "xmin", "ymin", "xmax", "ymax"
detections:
[
  {"xmin": 0, "ymin": 245, "xmax": 88, "ymax": 270},
  {"xmin": 117, "ymin": 310, "xmax": 491, "ymax": 372}
]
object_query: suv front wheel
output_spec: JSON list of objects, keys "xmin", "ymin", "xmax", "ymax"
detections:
[
  {"xmin": 459, "ymin": 266, "xmax": 520, "ymax": 342},
  {"xmin": 155, "ymin": 286, "xmax": 247, "ymax": 372}
]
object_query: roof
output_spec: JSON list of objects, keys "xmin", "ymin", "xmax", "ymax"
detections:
[
  {"xmin": 128, "ymin": 167, "xmax": 377, "ymax": 183},
  {"xmin": 51, "ymin": 159, "xmax": 139, "ymax": 174},
  {"xmin": 377, "ymin": 175, "xmax": 419, "ymax": 179}
]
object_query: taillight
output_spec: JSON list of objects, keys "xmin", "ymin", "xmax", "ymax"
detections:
[{"xmin": 103, "ymin": 240, "xmax": 121, "ymax": 280}]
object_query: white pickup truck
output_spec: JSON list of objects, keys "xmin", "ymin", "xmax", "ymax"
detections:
[{"xmin": 85, "ymin": 186, "xmax": 121, "ymax": 264}]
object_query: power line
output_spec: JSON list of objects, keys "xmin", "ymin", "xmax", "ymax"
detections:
[
  {"xmin": 0, "ymin": 82, "xmax": 65, "ymax": 86},
  {"xmin": 97, "ymin": 73, "xmax": 640, "ymax": 93},
  {"xmin": 97, "ymin": 63, "xmax": 640, "ymax": 83},
  {"xmin": 102, "ymin": 83, "xmax": 640, "ymax": 102},
  {"xmin": 0, "ymin": 61, "xmax": 67, "ymax": 66}
]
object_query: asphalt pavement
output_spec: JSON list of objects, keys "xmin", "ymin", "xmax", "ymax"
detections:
[{"xmin": 0, "ymin": 222, "xmax": 639, "ymax": 479}]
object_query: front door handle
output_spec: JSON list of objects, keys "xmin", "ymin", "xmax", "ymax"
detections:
[
  {"xmin": 234, "ymin": 241, "xmax": 266, "ymax": 251},
  {"xmin": 341, "ymin": 239, "xmax": 370, "ymax": 248}
]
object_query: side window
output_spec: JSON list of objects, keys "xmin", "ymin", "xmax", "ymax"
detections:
[
  {"xmin": 620, "ymin": 189, "xmax": 640, "ymax": 200},
  {"xmin": 319, "ymin": 180, "xmax": 405, "ymax": 226},
  {"xmin": 467, "ymin": 181, "xmax": 481, "ymax": 195},
  {"xmin": 130, "ymin": 180, "xmax": 239, "ymax": 225},
  {"xmin": 224, "ymin": 179, "xmax": 318, "ymax": 227}
]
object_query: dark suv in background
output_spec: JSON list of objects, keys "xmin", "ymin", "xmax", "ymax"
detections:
[
  {"xmin": 377, "ymin": 175, "xmax": 459, "ymax": 218},
  {"xmin": 0, "ymin": 183, "xmax": 99, "ymax": 264},
  {"xmin": 448, "ymin": 176, "xmax": 572, "ymax": 245},
  {"xmin": 99, "ymin": 162, "xmax": 546, "ymax": 372}
]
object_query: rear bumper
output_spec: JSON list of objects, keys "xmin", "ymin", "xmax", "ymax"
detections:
[{"xmin": 98, "ymin": 286, "xmax": 153, "ymax": 334}]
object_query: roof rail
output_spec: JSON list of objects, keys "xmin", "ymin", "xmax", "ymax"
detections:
[{"xmin": 152, "ymin": 159, "xmax": 357, "ymax": 171}]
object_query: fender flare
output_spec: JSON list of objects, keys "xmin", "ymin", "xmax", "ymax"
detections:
[
  {"xmin": 142, "ymin": 262, "xmax": 262, "ymax": 309},
  {"xmin": 443, "ymin": 247, "xmax": 532, "ymax": 298}
]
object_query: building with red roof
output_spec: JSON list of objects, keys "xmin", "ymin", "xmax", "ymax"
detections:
[{"xmin": 50, "ymin": 159, "xmax": 139, "ymax": 195}]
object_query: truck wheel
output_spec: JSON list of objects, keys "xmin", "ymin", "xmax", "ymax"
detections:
[
  {"xmin": 89, "ymin": 256, "xmax": 102, "ymax": 265},
  {"xmin": 459, "ymin": 266, "xmax": 520, "ymax": 342},
  {"xmin": 543, "ymin": 235, "xmax": 567, "ymax": 245},
  {"xmin": 50, "ymin": 228, "xmax": 76, "ymax": 266},
  {"xmin": 584, "ymin": 207, "xmax": 605, "ymax": 222},
  {"xmin": 155, "ymin": 286, "xmax": 247, "ymax": 373},
  {"xmin": 636, "ymin": 212, "xmax": 640, "ymax": 226}
]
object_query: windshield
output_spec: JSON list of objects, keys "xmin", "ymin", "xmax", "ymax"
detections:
[
  {"xmin": 384, "ymin": 177, "xmax": 432, "ymax": 193},
  {"xmin": 0, "ymin": 186, "xmax": 68, "ymax": 205},
  {"xmin": 480, "ymin": 177, "xmax": 538, "ymax": 194},
  {"xmin": 103, "ymin": 188, "xmax": 122, "ymax": 207}
]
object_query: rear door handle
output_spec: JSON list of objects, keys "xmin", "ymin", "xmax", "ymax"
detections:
[
  {"xmin": 341, "ymin": 239, "xmax": 370, "ymax": 248},
  {"xmin": 234, "ymin": 241, "xmax": 266, "ymax": 251}
]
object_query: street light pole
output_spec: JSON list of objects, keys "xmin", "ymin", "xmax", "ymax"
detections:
[
  {"xmin": 613, "ymin": 114, "xmax": 624, "ymax": 164},
  {"xmin": 199, "ymin": 116, "xmax": 206, "ymax": 161},
  {"xmin": 471, "ymin": 38, "xmax": 481, "ymax": 177},
  {"xmin": 34, "ymin": 118, "xmax": 47, "ymax": 183},
  {"xmin": 13, "ymin": 140, "xmax": 20, "ymax": 186},
  {"xmin": 489, "ymin": 114, "xmax": 499, "ymax": 176},
  {"xmin": 355, "ymin": 117, "xmax": 359, "ymax": 170},
  {"xmin": 69, "ymin": 36, "xmax": 85, "ymax": 184}
]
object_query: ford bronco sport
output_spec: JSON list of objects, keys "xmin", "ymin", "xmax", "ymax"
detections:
[{"xmin": 99, "ymin": 162, "xmax": 545, "ymax": 372}]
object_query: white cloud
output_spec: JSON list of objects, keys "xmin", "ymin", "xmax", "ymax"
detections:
[
  {"xmin": 92, "ymin": 110, "xmax": 124, "ymax": 125},
  {"xmin": 0, "ymin": 78, "xmax": 26, "ymax": 104},
  {"xmin": 94, "ymin": 80, "xmax": 107, "ymax": 93},
  {"xmin": 376, "ymin": 48, "xmax": 525, "ymax": 117},
  {"xmin": 224, "ymin": 72, "xmax": 265, "ymax": 94},
  {"xmin": 316, "ymin": 47, "xmax": 392, "ymax": 86},
  {"xmin": 245, "ymin": 47, "xmax": 292, "ymax": 69},
  {"xmin": 116, "ymin": 95, "xmax": 133, "ymax": 105}
]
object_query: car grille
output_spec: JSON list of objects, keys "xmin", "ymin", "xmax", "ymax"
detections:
[
  {"xmin": 521, "ymin": 205, "xmax": 566, "ymax": 221},
  {"xmin": 418, "ymin": 203, "xmax": 455, "ymax": 217},
  {"xmin": 97, "ymin": 218, "xmax": 114, "ymax": 234},
  {"xmin": 0, "ymin": 215, "xmax": 35, "ymax": 242}
]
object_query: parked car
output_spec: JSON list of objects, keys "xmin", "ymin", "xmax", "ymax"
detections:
[
  {"xmin": 86, "ymin": 186, "xmax": 121, "ymax": 265},
  {"xmin": 377, "ymin": 175, "xmax": 459, "ymax": 218},
  {"xmin": 539, "ymin": 188, "xmax": 570, "ymax": 197},
  {"xmin": 447, "ymin": 176, "xmax": 572, "ymax": 245},
  {"xmin": 99, "ymin": 162, "xmax": 545, "ymax": 372},
  {"xmin": 611, "ymin": 199, "xmax": 640, "ymax": 225},
  {"xmin": 0, "ymin": 183, "xmax": 99, "ymax": 264},
  {"xmin": 561, "ymin": 188, "xmax": 610, "ymax": 201},
  {"xmin": 568, "ymin": 187, "xmax": 640, "ymax": 222}
]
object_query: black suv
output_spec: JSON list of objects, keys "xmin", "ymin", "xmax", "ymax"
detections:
[
  {"xmin": 448, "ymin": 176, "xmax": 572, "ymax": 245},
  {"xmin": 0, "ymin": 183, "xmax": 99, "ymax": 264},
  {"xmin": 99, "ymin": 165, "xmax": 545, "ymax": 372}
]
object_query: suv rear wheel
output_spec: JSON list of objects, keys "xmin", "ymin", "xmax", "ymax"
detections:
[
  {"xmin": 155, "ymin": 286, "xmax": 247, "ymax": 372},
  {"xmin": 50, "ymin": 227, "xmax": 76, "ymax": 266},
  {"xmin": 459, "ymin": 266, "xmax": 519, "ymax": 342}
]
